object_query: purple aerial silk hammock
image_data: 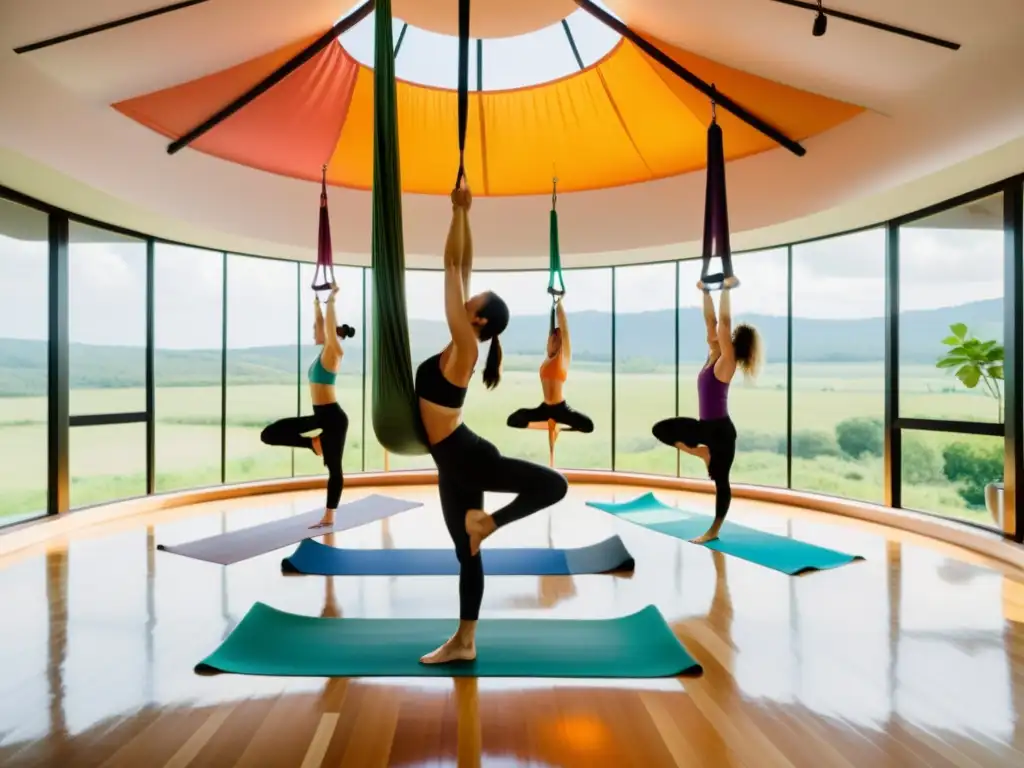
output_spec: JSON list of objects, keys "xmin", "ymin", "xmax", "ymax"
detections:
[
  {"xmin": 700, "ymin": 102, "xmax": 738, "ymax": 292},
  {"xmin": 311, "ymin": 165, "xmax": 335, "ymax": 293}
]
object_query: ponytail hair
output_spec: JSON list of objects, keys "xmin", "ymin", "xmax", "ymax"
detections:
[
  {"xmin": 482, "ymin": 336, "xmax": 503, "ymax": 389},
  {"xmin": 732, "ymin": 323, "xmax": 763, "ymax": 380}
]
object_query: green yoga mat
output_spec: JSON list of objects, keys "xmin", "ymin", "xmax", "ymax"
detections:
[
  {"xmin": 587, "ymin": 492, "xmax": 863, "ymax": 575},
  {"xmin": 196, "ymin": 602, "xmax": 700, "ymax": 678}
]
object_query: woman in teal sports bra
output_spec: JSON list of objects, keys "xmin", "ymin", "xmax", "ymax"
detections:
[{"xmin": 260, "ymin": 283, "xmax": 349, "ymax": 528}]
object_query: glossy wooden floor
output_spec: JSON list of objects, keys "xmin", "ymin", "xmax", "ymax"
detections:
[{"xmin": 1, "ymin": 484, "xmax": 1023, "ymax": 767}]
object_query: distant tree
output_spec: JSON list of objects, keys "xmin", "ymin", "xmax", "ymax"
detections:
[
  {"xmin": 791, "ymin": 430, "xmax": 840, "ymax": 459},
  {"xmin": 902, "ymin": 434, "xmax": 942, "ymax": 484},
  {"xmin": 936, "ymin": 323, "xmax": 1004, "ymax": 421},
  {"xmin": 942, "ymin": 441, "xmax": 1003, "ymax": 508},
  {"xmin": 835, "ymin": 417, "xmax": 883, "ymax": 459}
]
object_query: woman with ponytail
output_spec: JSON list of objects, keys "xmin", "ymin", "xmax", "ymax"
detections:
[{"xmin": 414, "ymin": 182, "xmax": 568, "ymax": 665}]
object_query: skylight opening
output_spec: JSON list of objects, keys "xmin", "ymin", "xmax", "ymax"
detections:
[{"xmin": 337, "ymin": 4, "xmax": 621, "ymax": 91}]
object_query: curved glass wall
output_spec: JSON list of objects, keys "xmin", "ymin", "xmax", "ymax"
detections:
[{"xmin": 0, "ymin": 178, "xmax": 1020, "ymax": 538}]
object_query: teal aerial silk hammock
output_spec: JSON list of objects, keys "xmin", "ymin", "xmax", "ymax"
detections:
[{"xmin": 370, "ymin": 0, "xmax": 428, "ymax": 455}]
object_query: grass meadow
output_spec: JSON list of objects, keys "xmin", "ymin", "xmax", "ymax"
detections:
[{"xmin": 0, "ymin": 362, "xmax": 1003, "ymax": 528}]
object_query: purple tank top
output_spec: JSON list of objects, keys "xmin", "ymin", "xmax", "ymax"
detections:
[{"xmin": 698, "ymin": 363, "xmax": 729, "ymax": 421}]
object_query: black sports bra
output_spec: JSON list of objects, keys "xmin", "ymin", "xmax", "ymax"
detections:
[{"xmin": 415, "ymin": 353, "xmax": 467, "ymax": 409}]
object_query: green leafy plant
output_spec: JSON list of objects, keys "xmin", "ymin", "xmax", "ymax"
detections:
[{"xmin": 936, "ymin": 323, "xmax": 1004, "ymax": 421}]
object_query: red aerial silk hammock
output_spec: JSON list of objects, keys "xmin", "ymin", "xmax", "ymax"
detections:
[{"xmin": 311, "ymin": 164, "xmax": 335, "ymax": 293}]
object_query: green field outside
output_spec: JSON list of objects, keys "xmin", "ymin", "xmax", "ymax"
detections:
[{"xmin": 0, "ymin": 363, "xmax": 1002, "ymax": 527}]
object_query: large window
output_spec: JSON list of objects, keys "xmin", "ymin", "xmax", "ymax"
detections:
[
  {"xmin": 555, "ymin": 268, "xmax": 612, "ymax": 470},
  {"xmin": 69, "ymin": 423, "xmax": 147, "ymax": 507},
  {"xmin": 224, "ymin": 255, "xmax": 298, "ymax": 483},
  {"xmin": 68, "ymin": 223, "xmax": 146, "ymax": 415},
  {"xmin": 69, "ymin": 223, "xmax": 147, "ymax": 508},
  {"xmin": 901, "ymin": 432, "xmax": 1004, "ymax": 527},
  {"xmin": 3, "ymin": 176, "xmax": 1023, "ymax": 534},
  {"xmin": 791, "ymin": 229, "xmax": 885, "ymax": 502},
  {"xmin": 898, "ymin": 194, "xmax": 1005, "ymax": 526},
  {"xmin": 615, "ymin": 262, "xmax": 676, "ymax": 474},
  {"xmin": 0, "ymin": 198, "xmax": 48, "ymax": 524},
  {"xmin": 899, "ymin": 194, "xmax": 1004, "ymax": 424},
  {"xmin": 154, "ymin": 245, "xmax": 224, "ymax": 492},
  {"xmin": 296, "ymin": 265, "xmax": 365, "ymax": 477}
]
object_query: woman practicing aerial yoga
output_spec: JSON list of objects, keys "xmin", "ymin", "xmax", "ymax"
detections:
[
  {"xmin": 260, "ymin": 284, "xmax": 349, "ymax": 529},
  {"xmin": 651, "ymin": 277, "xmax": 761, "ymax": 543},
  {"xmin": 416, "ymin": 183, "xmax": 568, "ymax": 664},
  {"xmin": 507, "ymin": 297, "xmax": 594, "ymax": 436}
]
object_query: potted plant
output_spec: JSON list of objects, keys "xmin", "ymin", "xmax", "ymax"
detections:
[{"xmin": 936, "ymin": 323, "xmax": 1004, "ymax": 524}]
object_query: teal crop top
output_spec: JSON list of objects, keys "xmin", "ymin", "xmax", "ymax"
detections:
[{"xmin": 308, "ymin": 354, "xmax": 338, "ymax": 385}]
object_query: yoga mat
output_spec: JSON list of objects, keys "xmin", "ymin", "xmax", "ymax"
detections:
[
  {"xmin": 157, "ymin": 494, "xmax": 422, "ymax": 565},
  {"xmin": 586, "ymin": 492, "xmax": 863, "ymax": 575},
  {"xmin": 281, "ymin": 535, "xmax": 635, "ymax": 576},
  {"xmin": 196, "ymin": 602, "xmax": 700, "ymax": 678}
]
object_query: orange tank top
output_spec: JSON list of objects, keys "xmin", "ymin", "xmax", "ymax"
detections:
[{"xmin": 539, "ymin": 355, "xmax": 567, "ymax": 382}]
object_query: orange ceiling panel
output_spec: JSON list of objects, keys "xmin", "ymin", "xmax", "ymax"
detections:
[{"xmin": 115, "ymin": 31, "xmax": 865, "ymax": 195}]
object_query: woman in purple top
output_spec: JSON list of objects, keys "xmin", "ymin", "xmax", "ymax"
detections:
[{"xmin": 652, "ymin": 277, "xmax": 761, "ymax": 543}]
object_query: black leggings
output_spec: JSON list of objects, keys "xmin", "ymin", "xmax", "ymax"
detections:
[
  {"xmin": 431, "ymin": 424, "xmax": 568, "ymax": 621},
  {"xmin": 652, "ymin": 416, "xmax": 736, "ymax": 523},
  {"xmin": 261, "ymin": 403, "xmax": 348, "ymax": 509},
  {"xmin": 507, "ymin": 400, "xmax": 595, "ymax": 433}
]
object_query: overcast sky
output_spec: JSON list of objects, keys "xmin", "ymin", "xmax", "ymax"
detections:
[
  {"xmin": 0, "ymin": 209, "xmax": 1003, "ymax": 350},
  {"xmin": 338, "ymin": 2, "xmax": 622, "ymax": 91}
]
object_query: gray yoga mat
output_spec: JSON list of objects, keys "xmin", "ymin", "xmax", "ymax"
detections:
[{"xmin": 157, "ymin": 494, "xmax": 422, "ymax": 565}]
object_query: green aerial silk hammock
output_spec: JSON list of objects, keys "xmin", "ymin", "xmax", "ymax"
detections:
[
  {"xmin": 548, "ymin": 179, "xmax": 565, "ymax": 334},
  {"xmin": 370, "ymin": 0, "xmax": 429, "ymax": 455}
]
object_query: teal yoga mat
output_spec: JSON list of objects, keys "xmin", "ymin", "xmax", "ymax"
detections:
[
  {"xmin": 196, "ymin": 602, "xmax": 700, "ymax": 678},
  {"xmin": 587, "ymin": 492, "xmax": 863, "ymax": 575}
]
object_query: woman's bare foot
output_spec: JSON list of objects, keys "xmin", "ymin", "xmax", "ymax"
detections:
[
  {"xmin": 675, "ymin": 442, "xmax": 712, "ymax": 477},
  {"xmin": 465, "ymin": 509, "xmax": 496, "ymax": 556},
  {"xmin": 420, "ymin": 635, "xmax": 476, "ymax": 664},
  {"xmin": 691, "ymin": 522, "xmax": 723, "ymax": 545},
  {"xmin": 311, "ymin": 435, "xmax": 323, "ymax": 457},
  {"xmin": 309, "ymin": 509, "xmax": 335, "ymax": 529}
]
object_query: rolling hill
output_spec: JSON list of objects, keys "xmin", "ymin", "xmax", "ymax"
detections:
[{"xmin": 0, "ymin": 299, "xmax": 1001, "ymax": 394}]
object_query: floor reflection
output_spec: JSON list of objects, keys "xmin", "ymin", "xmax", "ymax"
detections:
[{"xmin": 0, "ymin": 484, "xmax": 1022, "ymax": 766}]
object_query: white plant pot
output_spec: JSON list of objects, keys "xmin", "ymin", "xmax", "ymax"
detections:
[{"xmin": 984, "ymin": 482, "xmax": 1004, "ymax": 527}]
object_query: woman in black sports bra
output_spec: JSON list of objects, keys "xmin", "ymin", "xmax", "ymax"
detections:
[{"xmin": 415, "ymin": 183, "xmax": 569, "ymax": 665}]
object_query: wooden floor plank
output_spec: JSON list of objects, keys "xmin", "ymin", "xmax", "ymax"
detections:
[{"xmin": 0, "ymin": 484, "xmax": 1020, "ymax": 767}]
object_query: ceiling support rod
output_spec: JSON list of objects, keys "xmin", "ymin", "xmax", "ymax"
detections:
[
  {"xmin": 394, "ymin": 23, "xmax": 409, "ymax": 58},
  {"xmin": 14, "ymin": 0, "xmax": 213, "ymax": 54},
  {"xmin": 167, "ymin": 0, "xmax": 375, "ymax": 155},
  {"xmin": 769, "ymin": 0, "xmax": 960, "ymax": 50},
  {"xmin": 561, "ymin": 19, "xmax": 585, "ymax": 70}
]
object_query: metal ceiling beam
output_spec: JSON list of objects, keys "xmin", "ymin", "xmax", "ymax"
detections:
[
  {"xmin": 167, "ymin": 0, "xmax": 375, "ymax": 155},
  {"xmin": 769, "ymin": 0, "xmax": 960, "ymax": 51},
  {"xmin": 15, "ymin": 0, "xmax": 212, "ymax": 54}
]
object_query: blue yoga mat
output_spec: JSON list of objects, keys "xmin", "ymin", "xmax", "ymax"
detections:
[
  {"xmin": 282, "ymin": 536, "xmax": 635, "ymax": 576},
  {"xmin": 586, "ymin": 492, "xmax": 863, "ymax": 575}
]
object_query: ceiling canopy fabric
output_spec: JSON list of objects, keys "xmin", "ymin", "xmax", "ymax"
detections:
[{"xmin": 114, "ymin": 27, "xmax": 863, "ymax": 196}]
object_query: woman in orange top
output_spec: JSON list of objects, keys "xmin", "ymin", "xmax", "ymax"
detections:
[{"xmin": 507, "ymin": 296, "xmax": 594, "ymax": 434}]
